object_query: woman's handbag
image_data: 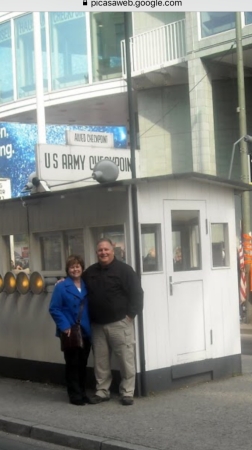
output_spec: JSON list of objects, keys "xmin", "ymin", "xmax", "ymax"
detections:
[
  {"xmin": 60, "ymin": 301, "xmax": 85, "ymax": 351},
  {"xmin": 60, "ymin": 323, "xmax": 84, "ymax": 351}
]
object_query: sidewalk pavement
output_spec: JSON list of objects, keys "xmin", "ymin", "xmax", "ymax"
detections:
[
  {"xmin": 1, "ymin": 355, "xmax": 252, "ymax": 450},
  {"xmin": 240, "ymin": 322, "xmax": 252, "ymax": 334}
]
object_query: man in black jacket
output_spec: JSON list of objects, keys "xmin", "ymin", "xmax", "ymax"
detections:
[{"xmin": 83, "ymin": 238, "xmax": 143, "ymax": 406}]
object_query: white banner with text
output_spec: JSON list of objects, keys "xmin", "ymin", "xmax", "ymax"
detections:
[{"xmin": 37, "ymin": 144, "xmax": 139, "ymax": 189}]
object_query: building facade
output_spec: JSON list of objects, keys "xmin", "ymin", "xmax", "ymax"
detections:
[{"xmin": 0, "ymin": 12, "xmax": 252, "ymax": 180}]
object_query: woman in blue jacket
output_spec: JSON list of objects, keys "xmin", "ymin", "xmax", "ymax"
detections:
[{"xmin": 49, "ymin": 255, "xmax": 91, "ymax": 405}]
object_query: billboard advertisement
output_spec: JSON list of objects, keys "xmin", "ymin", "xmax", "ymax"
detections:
[{"xmin": 0, "ymin": 122, "xmax": 127, "ymax": 198}]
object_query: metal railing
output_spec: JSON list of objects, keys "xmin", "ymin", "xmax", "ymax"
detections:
[{"xmin": 121, "ymin": 19, "xmax": 186, "ymax": 77}]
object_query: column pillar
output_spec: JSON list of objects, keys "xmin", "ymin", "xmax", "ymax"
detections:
[{"xmin": 188, "ymin": 57, "xmax": 216, "ymax": 175}]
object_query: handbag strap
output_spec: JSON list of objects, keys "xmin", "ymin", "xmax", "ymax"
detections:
[{"xmin": 76, "ymin": 298, "xmax": 85, "ymax": 324}]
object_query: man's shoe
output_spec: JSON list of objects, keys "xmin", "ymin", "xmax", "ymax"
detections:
[
  {"xmin": 89, "ymin": 395, "xmax": 110, "ymax": 404},
  {"xmin": 121, "ymin": 396, "xmax": 134, "ymax": 406},
  {"xmin": 70, "ymin": 398, "xmax": 85, "ymax": 406}
]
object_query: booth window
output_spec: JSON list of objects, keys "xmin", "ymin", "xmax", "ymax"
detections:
[
  {"xmin": 4, "ymin": 234, "xmax": 30, "ymax": 271},
  {"xmin": 64, "ymin": 229, "xmax": 85, "ymax": 261},
  {"xmin": 172, "ymin": 210, "xmax": 201, "ymax": 271},
  {"xmin": 141, "ymin": 224, "xmax": 162, "ymax": 272},
  {"xmin": 39, "ymin": 229, "xmax": 84, "ymax": 271},
  {"xmin": 211, "ymin": 223, "xmax": 229, "ymax": 268},
  {"xmin": 40, "ymin": 233, "xmax": 62, "ymax": 270},
  {"xmin": 92, "ymin": 225, "xmax": 126, "ymax": 262}
]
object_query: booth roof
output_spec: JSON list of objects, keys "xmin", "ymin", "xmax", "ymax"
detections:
[{"xmin": 2, "ymin": 171, "xmax": 252, "ymax": 204}]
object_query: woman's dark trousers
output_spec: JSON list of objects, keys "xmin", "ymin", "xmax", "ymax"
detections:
[{"xmin": 63, "ymin": 339, "xmax": 91, "ymax": 403}]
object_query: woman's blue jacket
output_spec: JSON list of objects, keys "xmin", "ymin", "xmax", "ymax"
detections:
[{"xmin": 49, "ymin": 277, "xmax": 91, "ymax": 339}]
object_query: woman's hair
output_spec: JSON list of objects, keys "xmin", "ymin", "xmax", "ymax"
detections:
[{"xmin": 65, "ymin": 255, "xmax": 85, "ymax": 274}]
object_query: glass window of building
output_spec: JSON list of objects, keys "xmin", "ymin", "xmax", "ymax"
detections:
[
  {"xmin": 90, "ymin": 13, "xmax": 124, "ymax": 82},
  {"xmin": 0, "ymin": 21, "xmax": 13, "ymax": 103},
  {"xmin": 15, "ymin": 14, "xmax": 36, "ymax": 99},
  {"xmin": 49, "ymin": 12, "xmax": 88, "ymax": 90},
  {"xmin": 211, "ymin": 223, "xmax": 229, "ymax": 268},
  {"xmin": 172, "ymin": 210, "xmax": 201, "ymax": 271},
  {"xmin": 141, "ymin": 224, "xmax": 162, "ymax": 273},
  {"xmin": 40, "ymin": 13, "xmax": 48, "ymax": 92},
  {"xmin": 245, "ymin": 12, "xmax": 252, "ymax": 25},
  {"xmin": 200, "ymin": 12, "xmax": 235, "ymax": 38}
]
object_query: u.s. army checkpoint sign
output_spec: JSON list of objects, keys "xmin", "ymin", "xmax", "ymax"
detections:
[{"xmin": 36, "ymin": 144, "xmax": 139, "ymax": 189}]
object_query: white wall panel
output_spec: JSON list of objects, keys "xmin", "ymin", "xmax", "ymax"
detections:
[{"xmin": 141, "ymin": 274, "xmax": 171, "ymax": 371}]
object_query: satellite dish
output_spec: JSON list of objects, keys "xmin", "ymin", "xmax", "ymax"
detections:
[{"xmin": 92, "ymin": 160, "xmax": 119, "ymax": 183}]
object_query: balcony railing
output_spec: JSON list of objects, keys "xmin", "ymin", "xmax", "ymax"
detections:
[{"xmin": 121, "ymin": 19, "xmax": 186, "ymax": 77}]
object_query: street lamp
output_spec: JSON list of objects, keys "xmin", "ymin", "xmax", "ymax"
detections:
[{"xmin": 228, "ymin": 134, "xmax": 252, "ymax": 179}]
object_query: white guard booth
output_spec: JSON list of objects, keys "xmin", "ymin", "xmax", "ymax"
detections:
[{"xmin": 0, "ymin": 172, "xmax": 247, "ymax": 394}]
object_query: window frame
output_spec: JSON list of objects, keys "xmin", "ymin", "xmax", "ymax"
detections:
[
  {"xmin": 210, "ymin": 222, "xmax": 230, "ymax": 269},
  {"xmin": 141, "ymin": 223, "xmax": 163, "ymax": 274}
]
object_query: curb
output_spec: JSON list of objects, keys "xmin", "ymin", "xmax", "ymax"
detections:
[{"xmin": 0, "ymin": 416, "xmax": 157, "ymax": 450}]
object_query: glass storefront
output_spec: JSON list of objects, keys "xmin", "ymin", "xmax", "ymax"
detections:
[
  {"xmin": 49, "ymin": 12, "xmax": 88, "ymax": 90},
  {"xmin": 200, "ymin": 12, "xmax": 236, "ymax": 38},
  {"xmin": 90, "ymin": 12, "xmax": 124, "ymax": 82},
  {"xmin": 0, "ymin": 21, "xmax": 13, "ymax": 103}
]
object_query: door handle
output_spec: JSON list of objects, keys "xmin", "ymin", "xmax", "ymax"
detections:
[
  {"xmin": 169, "ymin": 276, "xmax": 183, "ymax": 296},
  {"xmin": 169, "ymin": 276, "xmax": 173, "ymax": 296}
]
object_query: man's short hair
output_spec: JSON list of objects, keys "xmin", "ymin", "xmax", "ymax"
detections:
[{"xmin": 96, "ymin": 238, "xmax": 114, "ymax": 248}]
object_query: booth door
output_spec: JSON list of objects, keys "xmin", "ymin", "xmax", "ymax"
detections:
[{"xmin": 164, "ymin": 200, "xmax": 211, "ymax": 366}]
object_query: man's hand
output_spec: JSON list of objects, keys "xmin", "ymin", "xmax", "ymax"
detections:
[
  {"xmin": 55, "ymin": 278, "xmax": 65, "ymax": 285},
  {"xmin": 126, "ymin": 315, "xmax": 133, "ymax": 322}
]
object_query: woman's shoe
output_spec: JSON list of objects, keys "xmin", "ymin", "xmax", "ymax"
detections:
[{"xmin": 70, "ymin": 398, "xmax": 85, "ymax": 405}]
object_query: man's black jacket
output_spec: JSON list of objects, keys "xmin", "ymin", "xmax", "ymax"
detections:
[{"xmin": 82, "ymin": 258, "xmax": 143, "ymax": 324}]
